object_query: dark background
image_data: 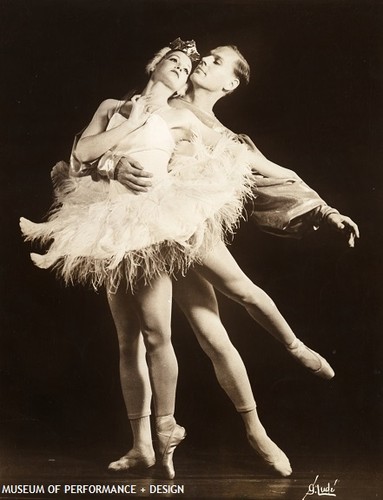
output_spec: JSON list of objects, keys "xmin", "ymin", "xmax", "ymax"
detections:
[{"xmin": 1, "ymin": 0, "xmax": 382, "ymax": 474}]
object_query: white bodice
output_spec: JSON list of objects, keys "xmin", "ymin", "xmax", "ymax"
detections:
[{"xmin": 104, "ymin": 112, "xmax": 175, "ymax": 179}]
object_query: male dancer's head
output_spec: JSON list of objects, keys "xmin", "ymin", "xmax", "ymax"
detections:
[{"xmin": 184, "ymin": 45, "xmax": 250, "ymax": 113}]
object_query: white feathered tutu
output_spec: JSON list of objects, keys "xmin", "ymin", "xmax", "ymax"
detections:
[{"xmin": 20, "ymin": 112, "xmax": 254, "ymax": 290}]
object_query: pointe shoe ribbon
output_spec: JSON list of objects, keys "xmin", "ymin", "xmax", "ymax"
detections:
[
  {"xmin": 157, "ymin": 424, "xmax": 186, "ymax": 480},
  {"xmin": 286, "ymin": 339, "xmax": 335, "ymax": 379},
  {"xmin": 108, "ymin": 452, "xmax": 155, "ymax": 472}
]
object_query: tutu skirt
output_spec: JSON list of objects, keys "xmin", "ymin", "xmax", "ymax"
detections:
[{"xmin": 20, "ymin": 135, "xmax": 254, "ymax": 290}]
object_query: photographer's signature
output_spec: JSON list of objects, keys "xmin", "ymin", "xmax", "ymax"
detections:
[{"xmin": 302, "ymin": 475, "xmax": 339, "ymax": 499}]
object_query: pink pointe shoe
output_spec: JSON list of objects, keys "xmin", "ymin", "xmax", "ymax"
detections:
[
  {"xmin": 286, "ymin": 339, "xmax": 335, "ymax": 380},
  {"xmin": 157, "ymin": 424, "xmax": 186, "ymax": 479},
  {"xmin": 108, "ymin": 450, "xmax": 155, "ymax": 472}
]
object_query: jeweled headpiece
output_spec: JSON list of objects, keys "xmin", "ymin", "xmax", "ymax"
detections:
[{"xmin": 168, "ymin": 37, "xmax": 200, "ymax": 63}]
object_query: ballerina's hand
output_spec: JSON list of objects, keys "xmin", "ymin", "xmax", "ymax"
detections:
[{"xmin": 128, "ymin": 95, "xmax": 152, "ymax": 129}]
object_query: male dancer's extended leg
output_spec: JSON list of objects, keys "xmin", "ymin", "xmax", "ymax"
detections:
[
  {"xmin": 196, "ymin": 241, "xmax": 334, "ymax": 379},
  {"xmin": 173, "ymin": 271, "xmax": 292, "ymax": 477}
]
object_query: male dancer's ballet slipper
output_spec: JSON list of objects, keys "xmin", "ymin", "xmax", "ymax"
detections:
[
  {"xmin": 108, "ymin": 450, "xmax": 156, "ymax": 471},
  {"xmin": 286, "ymin": 339, "xmax": 335, "ymax": 379},
  {"xmin": 157, "ymin": 424, "xmax": 186, "ymax": 479},
  {"xmin": 247, "ymin": 434, "xmax": 292, "ymax": 477}
]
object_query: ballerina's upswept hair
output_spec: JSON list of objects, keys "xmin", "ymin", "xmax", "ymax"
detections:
[{"xmin": 145, "ymin": 47, "xmax": 173, "ymax": 75}]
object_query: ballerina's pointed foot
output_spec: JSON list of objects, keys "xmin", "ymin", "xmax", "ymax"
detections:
[
  {"xmin": 108, "ymin": 449, "xmax": 156, "ymax": 472},
  {"xmin": 248, "ymin": 434, "xmax": 292, "ymax": 477},
  {"xmin": 286, "ymin": 339, "xmax": 335, "ymax": 380},
  {"xmin": 262, "ymin": 447, "xmax": 292, "ymax": 477},
  {"xmin": 157, "ymin": 424, "xmax": 186, "ymax": 480}
]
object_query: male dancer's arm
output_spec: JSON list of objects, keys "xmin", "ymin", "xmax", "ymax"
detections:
[{"xmin": 237, "ymin": 133, "xmax": 359, "ymax": 246}]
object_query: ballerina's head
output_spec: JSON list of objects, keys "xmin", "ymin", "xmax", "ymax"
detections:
[{"xmin": 146, "ymin": 38, "xmax": 200, "ymax": 96}]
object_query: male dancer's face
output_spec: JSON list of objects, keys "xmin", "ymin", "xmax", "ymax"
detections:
[{"xmin": 190, "ymin": 46, "xmax": 239, "ymax": 94}]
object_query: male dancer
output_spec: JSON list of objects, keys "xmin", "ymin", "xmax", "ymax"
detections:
[
  {"xmin": 82, "ymin": 45, "xmax": 359, "ymax": 476},
  {"xmin": 114, "ymin": 46, "xmax": 358, "ymax": 245}
]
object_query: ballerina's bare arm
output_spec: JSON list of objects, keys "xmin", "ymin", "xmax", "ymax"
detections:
[
  {"xmin": 169, "ymin": 112, "xmax": 299, "ymax": 180},
  {"xmin": 165, "ymin": 108, "xmax": 301, "ymax": 179},
  {"xmin": 235, "ymin": 135, "xmax": 300, "ymax": 180},
  {"xmin": 177, "ymin": 115, "xmax": 300, "ymax": 183},
  {"xmin": 75, "ymin": 98, "xmax": 149, "ymax": 163}
]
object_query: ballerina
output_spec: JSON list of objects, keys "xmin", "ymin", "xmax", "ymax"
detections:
[{"xmin": 20, "ymin": 38, "xmax": 258, "ymax": 478}]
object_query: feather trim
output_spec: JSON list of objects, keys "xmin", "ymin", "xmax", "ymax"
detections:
[{"xmin": 20, "ymin": 134, "xmax": 255, "ymax": 291}]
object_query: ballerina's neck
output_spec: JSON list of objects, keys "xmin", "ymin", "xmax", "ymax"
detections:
[{"xmin": 141, "ymin": 80, "xmax": 175, "ymax": 109}]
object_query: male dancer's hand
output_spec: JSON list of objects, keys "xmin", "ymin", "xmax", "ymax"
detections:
[
  {"xmin": 326, "ymin": 212, "xmax": 360, "ymax": 247},
  {"xmin": 114, "ymin": 156, "xmax": 153, "ymax": 193}
]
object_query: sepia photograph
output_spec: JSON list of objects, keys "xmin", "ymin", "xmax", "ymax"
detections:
[{"xmin": 1, "ymin": 0, "xmax": 382, "ymax": 498}]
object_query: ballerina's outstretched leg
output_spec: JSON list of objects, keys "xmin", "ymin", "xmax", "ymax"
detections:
[
  {"xmin": 173, "ymin": 271, "xmax": 291, "ymax": 477},
  {"xmin": 197, "ymin": 241, "xmax": 335, "ymax": 380},
  {"xmin": 241, "ymin": 408, "xmax": 292, "ymax": 477}
]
